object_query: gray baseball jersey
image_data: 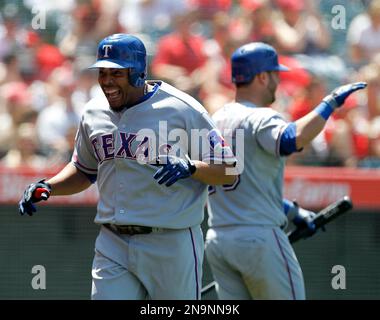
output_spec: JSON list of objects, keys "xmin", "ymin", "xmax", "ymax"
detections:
[
  {"xmin": 73, "ymin": 81, "xmax": 234, "ymax": 229},
  {"xmin": 208, "ymin": 101, "xmax": 289, "ymax": 228},
  {"xmin": 205, "ymin": 101, "xmax": 305, "ymax": 300}
]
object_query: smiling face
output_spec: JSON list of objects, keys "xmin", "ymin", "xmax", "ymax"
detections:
[{"xmin": 98, "ymin": 68, "xmax": 132, "ymax": 111}]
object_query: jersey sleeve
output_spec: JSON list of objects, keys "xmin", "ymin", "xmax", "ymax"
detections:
[
  {"xmin": 71, "ymin": 121, "xmax": 98, "ymax": 176},
  {"xmin": 252, "ymin": 110, "xmax": 289, "ymax": 157},
  {"xmin": 190, "ymin": 111, "xmax": 236, "ymax": 165}
]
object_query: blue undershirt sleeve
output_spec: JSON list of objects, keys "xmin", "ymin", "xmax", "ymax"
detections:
[
  {"xmin": 74, "ymin": 164, "xmax": 97, "ymax": 184},
  {"xmin": 85, "ymin": 173, "xmax": 97, "ymax": 184},
  {"xmin": 279, "ymin": 123, "xmax": 301, "ymax": 156}
]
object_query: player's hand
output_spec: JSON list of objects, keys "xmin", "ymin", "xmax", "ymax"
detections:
[
  {"xmin": 19, "ymin": 179, "xmax": 52, "ymax": 216},
  {"xmin": 153, "ymin": 155, "xmax": 196, "ymax": 187},
  {"xmin": 323, "ymin": 82, "xmax": 367, "ymax": 109},
  {"xmin": 292, "ymin": 204, "xmax": 317, "ymax": 233}
]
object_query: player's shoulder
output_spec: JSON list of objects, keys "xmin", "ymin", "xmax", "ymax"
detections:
[
  {"xmin": 213, "ymin": 102, "xmax": 283, "ymax": 121},
  {"xmin": 231, "ymin": 102, "xmax": 284, "ymax": 122},
  {"xmin": 253, "ymin": 106, "xmax": 284, "ymax": 120},
  {"xmin": 157, "ymin": 81, "xmax": 208, "ymax": 115},
  {"xmin": 81, "ymin": 93, "xmax": 109, "ymax": 119},
  {"xmin": 212, "ymin": 101, "xmax": 248, "ymax": 117}
]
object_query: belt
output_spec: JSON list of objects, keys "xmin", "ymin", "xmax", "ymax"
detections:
[{"xmin": 104, "ymin": 224, "xmax": 153, "ymax": 235}]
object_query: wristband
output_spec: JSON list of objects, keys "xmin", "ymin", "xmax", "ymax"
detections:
[{"xmin": 315, "ymin": 101, "xmax": 334, "ymax": 121}]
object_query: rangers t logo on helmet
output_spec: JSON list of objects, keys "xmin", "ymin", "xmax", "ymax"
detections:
[{"xmin": 102, "ymin": 45, "xmax": 112, "ymax": 58}]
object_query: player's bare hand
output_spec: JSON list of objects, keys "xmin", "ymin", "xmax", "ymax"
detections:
[
  {"xmin": 153, "ymin": 155, "xmax": 196, "ymax": 187},
  {"xmin": 323, "ymin": 82, "xmax": 367, "ymax": 109},
  {"xmin": 18, "ymin": 179, "xmax": 52, "ymax": 216}
]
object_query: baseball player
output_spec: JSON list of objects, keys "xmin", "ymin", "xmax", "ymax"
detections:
[
  {"xmin": 18, "ymin": 33, "xmax": 236, "ymax": 300},
  {"xmin": 205, "ymin": 42, "xmax": 367, "ymax": 300}
]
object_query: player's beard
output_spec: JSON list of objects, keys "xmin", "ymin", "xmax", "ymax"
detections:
[{"xmin": 266, "ymin": 73, "xmax": 278, "ymax": 105}]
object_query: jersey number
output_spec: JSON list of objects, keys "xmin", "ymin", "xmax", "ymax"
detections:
[{"xmin": 208, "ymin": 175, "xmax": 240, "ymax": 195}]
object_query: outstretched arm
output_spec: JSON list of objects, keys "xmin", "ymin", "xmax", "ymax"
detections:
[
  {"xmin": 46, "ymin": 162, "xmax": 93, "ymax": 196},
  {"xmin": 19, "ymin": 163, "xmax": 93, "ymax": 216},
  {"xmin": 294, "ymin": 82, "xmax": 367, "ymax": 150},
  {"xmin": 293, "ymin": 107, "xmax": 327, "ymax": 150}
]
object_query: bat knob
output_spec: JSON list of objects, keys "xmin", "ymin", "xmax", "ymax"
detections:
[
  {"xmin": 35, "ymin": 188, "xmax": 49, "ymax": 201},
  {"xmin": 40, "ymin": 193, "xmax": 49, "ymax": 201}
]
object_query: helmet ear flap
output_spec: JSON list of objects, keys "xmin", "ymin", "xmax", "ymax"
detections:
[
  {"xmin": 127, "ymin": 49, "xmax": 147, "ymax": 87},
  {"xmin": 129, "ymin": 71, "xmax": 146, "ymax": 87}
]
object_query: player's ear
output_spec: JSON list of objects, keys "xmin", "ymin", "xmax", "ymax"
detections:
[{"xmin": 256, "ymin": 72, "xmax": 268, "ymax": 86}]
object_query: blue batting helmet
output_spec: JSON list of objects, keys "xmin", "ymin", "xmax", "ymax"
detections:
[
  {"xmin": 231, "ymin": 42, "xmax": 289, "ymax": 84},
  {"xmin": 88, "ymin": 33, "xmax": 147, "ymax": 87}
]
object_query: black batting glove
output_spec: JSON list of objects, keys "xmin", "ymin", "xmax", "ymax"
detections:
[{"xmin": 19, "ymin": 179, "xmax": 52, "ymax": 216}]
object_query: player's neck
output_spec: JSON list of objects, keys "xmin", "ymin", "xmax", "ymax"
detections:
[
  {"xmin": 235, "ymin": 90, "xmax": 268, "ymax": 108},
  {"xmin": 113, "ymin": 85, "xmax": 147, "ymax": 112}
]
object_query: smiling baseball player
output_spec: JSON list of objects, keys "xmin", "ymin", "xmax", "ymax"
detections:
[
  {"xmin": 18, "ymin": 33, "xmax": 236, "ymax": 300},
  {"xmin": 205, "ymin": 42, "xmax": 367, "ymax": 300}
]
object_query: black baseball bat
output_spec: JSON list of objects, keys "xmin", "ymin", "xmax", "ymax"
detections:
[{"xmin": 287, "ymin": 196, "xmax": 353, "ymax": 244}]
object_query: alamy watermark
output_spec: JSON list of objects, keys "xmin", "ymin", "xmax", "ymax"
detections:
[
  {"xmin": 31, "ymin": 265, "xmax": 46, "ymax": 290},
  {"xmin": 331, "ymin": 5, "xmax": 346, "ymax": 30},
  {"xmin": 331, "ymin": 265, "xmax": 346, "ymax": 290},
  {"xmin": 31, "ymin": 6, "xmax": 46, "ymax": 30},
  {"xmin": 91, "ymin": 121, "xmax": 245, "ymax": 175}
]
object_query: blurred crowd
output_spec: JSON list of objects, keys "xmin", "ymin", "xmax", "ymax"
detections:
[{"xmin": 0, "ymin": 0, "xmax": 380, "ymax": 169}]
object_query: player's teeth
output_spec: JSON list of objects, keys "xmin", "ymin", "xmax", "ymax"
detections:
[{"xmin": 106, "ymin": 90, "xmax": 119, "ymax": 98}]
